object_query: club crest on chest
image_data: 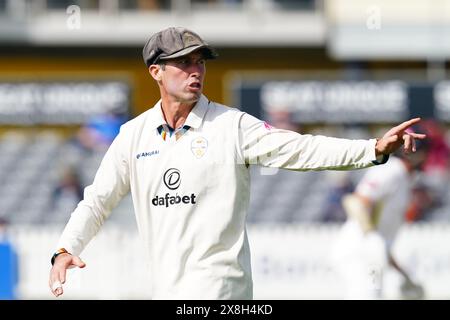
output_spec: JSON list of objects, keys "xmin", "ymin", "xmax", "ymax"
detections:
[{"xmin": 191, "ymin": 136, "xmax": 208, "ymax": 159}]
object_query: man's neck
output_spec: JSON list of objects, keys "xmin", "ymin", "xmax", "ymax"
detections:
[{"xmin": 160, "ymin": 96, "xmax": 197, "ymax": 129}]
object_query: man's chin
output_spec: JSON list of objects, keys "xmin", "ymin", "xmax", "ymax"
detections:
[{"xmin": 182, "ymin": 92, "xmax": 202, "ymax": 103}]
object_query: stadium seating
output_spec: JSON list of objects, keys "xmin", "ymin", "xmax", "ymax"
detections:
[{"xmin": 1, "ymin": 130, "xmax": 449, "ymax": 226}]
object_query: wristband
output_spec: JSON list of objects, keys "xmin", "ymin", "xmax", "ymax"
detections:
[
  {"xmin": 372, "ymin": 154, "xmax": 389, "ymax": 165},
  {"xmin": 51, "ymin": 248, "xmax": 70, "ymax": 266}
]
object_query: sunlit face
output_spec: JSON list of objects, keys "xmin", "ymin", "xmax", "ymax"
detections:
[{"xmin": 158, "ymin": 51, "xmax": 206, "ymax": 104}]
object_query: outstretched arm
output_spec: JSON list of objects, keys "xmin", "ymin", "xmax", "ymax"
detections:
[{"xmin": 239, "ymin": 113, "xmax": 427, "ymax": 171}]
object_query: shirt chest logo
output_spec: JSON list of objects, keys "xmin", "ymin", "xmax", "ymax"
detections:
[
  {"xmin": 152, "ymin": 168, "xmax": 197, "ymax": 208},
  {"xmin": 191, "ymin": 136, "xmax": 208, "ymax": 159},
  {"xmin": 163, "ymin": 168, "xmax": 181, "ymax": 190},
  {"xmin": 136, "ymin": 150, "xmax": 159, "ymax": 160}
]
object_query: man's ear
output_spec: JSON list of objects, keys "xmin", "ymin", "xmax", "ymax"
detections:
[{"xmin": 149, "ymin": 65, "xmax": 162, "ymax": 81}]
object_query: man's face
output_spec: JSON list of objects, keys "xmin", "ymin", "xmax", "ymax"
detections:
[{"xmin": 159, "ymin": 51, "xmax": 206, "ymax": 104}]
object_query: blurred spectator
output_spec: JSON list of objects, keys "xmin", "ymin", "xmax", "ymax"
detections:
[
  {"xmin": 47, "ymin": 0, "xmax": 80, "ymax": 9},
  {"xmin": 414, "ymin": 120, "xmax": 450, "ymax": 221},
  {"xmin": 405, "ymin": 182, "xmax": 437, "ymax": 222},
  {"xmin": 321, "ymin": 173, "xmax": 355, "ymax": 222},
  {"xmin": 52, "ymin": 167, "xmax": 84, "ymax": 205},
  {"xmin": 192, "ymin": 0, "xmax": 243, "ymax": 6},
  {"xmin": 75, "ymin": 111, "xmax": 127, "ymax": 153},
  {"xmin": 137, "ymin": 0, "xmax": 160, "ymax": 10},
  {"xmin": 273, "ymin": 0, "xmax": 315, "ymax": 10},
  {"xmin": 420, "ymin": 119, "xmax": 450, "ymax": 175},
  {"xmin": 265, "ymin": 110, "xmax": 299, "ymax": 131},
  {"xmin": 120, "ymin": 0, "xmax": 170, "ymax": 10},
  {"xmin": 0, "ymin": 218, "xmax": 19, "ymax": 300}
]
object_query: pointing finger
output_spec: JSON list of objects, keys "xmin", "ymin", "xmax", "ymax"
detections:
[{"xmin": 394, "ymin": 118, "xmax": 421, "ymax": 133}]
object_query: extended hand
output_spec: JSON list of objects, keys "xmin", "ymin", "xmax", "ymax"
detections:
[
  {"xmin": 375, "ymin": 118, "xmax": 427, "ymax": 156},
  {"xmin": 49, "ymin": 254, "xmax": 86, "ymax": 297}
]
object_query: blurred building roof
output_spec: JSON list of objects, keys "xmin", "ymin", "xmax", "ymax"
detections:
[
  {"xmin": 0, "ymin": 0, "xmax": 449, "ymax": 59},
  {"xmin": 0, "ymin": 0, "xmax": 325, "ymax": 47}
]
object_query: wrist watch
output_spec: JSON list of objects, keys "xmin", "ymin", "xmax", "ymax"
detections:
[
  {"xmin": 372, "ymin": 153, "xmax": 389, "ymax": 165},
  {"xmin": 51, "ymin": 248, "xmax": 70, "ymax": 266}
]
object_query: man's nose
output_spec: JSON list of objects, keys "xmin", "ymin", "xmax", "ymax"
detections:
[{"xmin": 188, "ymin": 64, "xmax": 204, "ymax": 76}]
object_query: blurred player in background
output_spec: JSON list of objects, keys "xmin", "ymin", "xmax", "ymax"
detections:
[
  {"xmin": 48, "ymin": 27, "xmax": 426, "ymax": 299},
  {"xmin": 332, "ymin": 130, "xmax": 429, "ymax": 300}
]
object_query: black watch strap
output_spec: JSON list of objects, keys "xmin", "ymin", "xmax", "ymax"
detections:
[
  {"xmin": 51, "ymin": 248, "xmax": 70, "ymax": 266},
  {"xmin": 372, "ymin": 154, "xmax": 389, "ymax": 165}
]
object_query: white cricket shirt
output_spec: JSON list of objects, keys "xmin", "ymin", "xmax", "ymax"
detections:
[
  {"xmin": 355, "ymin": 156, "xmax": 412, "ymax": 247},
  {"xmin": 57, "ymin": 94, "xmax": 379, "ymax": 299}
]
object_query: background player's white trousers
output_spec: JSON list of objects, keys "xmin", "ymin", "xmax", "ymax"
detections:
[{"xmin": 331, "ymin": 220, "xmax": 388, "ymax": 299}]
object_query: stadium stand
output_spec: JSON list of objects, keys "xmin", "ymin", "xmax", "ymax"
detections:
[{"xmin": 0, "ymin": 130, "xmax": 134, "ymax": 227}]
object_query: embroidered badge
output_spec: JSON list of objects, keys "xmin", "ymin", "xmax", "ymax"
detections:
[{"xmin": 191, "ymin": 136, "xmax": 208, "ymax": 159}]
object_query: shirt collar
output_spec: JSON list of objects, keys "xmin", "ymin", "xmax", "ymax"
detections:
[{"xmin": 148, "ymin": 94, "xmax": 209, "ymax": 130}]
